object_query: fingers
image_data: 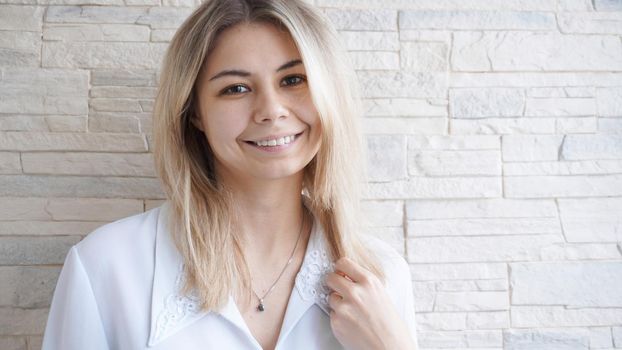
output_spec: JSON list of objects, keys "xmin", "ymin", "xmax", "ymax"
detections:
[
  {"xmin": 327, "ymin": 290, "xmax": 343, "ymax": 310},
  {"xmin": 325, "ymin": 270, "xmax": 353, "ymax": 296},
  {"xmin": 334, "ymin": 257, "xmax": 371, "ymax": 284}
]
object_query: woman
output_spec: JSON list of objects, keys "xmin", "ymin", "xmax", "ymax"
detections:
[{"xmin": 42, "ymin": 0, "xmax": 418, "ymax": 349}]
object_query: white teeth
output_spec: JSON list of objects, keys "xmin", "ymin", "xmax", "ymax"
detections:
[{"xmin": 254, "ymin": 134, "xmax": 297, "ymax": 147}]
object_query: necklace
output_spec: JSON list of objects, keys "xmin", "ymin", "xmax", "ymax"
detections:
[{"xmin": 251, "ymin": 207, "xmax": 306, "ymax": 312}]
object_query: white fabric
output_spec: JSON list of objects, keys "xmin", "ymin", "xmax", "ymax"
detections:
[{"xmin": 42, "ymin": 202, "xmax": 418, "ymax": 349}]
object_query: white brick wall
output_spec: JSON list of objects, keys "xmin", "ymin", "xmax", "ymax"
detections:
[{"xmin": 0, "ymin": 0, "xmax": 621, "ymax": 349}]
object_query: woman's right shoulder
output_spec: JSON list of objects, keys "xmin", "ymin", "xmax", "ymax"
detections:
[{"xmin": 73, "ymin": 203, "xmax": 167, "ymax": 267}]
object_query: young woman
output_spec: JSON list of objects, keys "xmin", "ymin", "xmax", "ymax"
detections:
[{"xmin": 42, "ymin": 1, "xmax": 418, "ymax": 349}]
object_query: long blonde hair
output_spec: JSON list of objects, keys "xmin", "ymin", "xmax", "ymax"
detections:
[{"xmin": 153, "ymin": 0, "xmax": 383, "ymax": 311}]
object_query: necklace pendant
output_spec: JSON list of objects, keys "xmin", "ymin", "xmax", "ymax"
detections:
[{"xmin": 257, "ymin": 301, "xmax": 265, "ymax": 312}]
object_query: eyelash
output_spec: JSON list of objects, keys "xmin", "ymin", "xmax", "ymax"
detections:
[{"xmin": 219, "ymin": 75, "xmax": 307, "ymax": 96}]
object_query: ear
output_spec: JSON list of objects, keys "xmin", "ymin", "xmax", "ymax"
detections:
[{"xmin": 190, "ymin": 112, "xmax": 205, "ymax": 132}]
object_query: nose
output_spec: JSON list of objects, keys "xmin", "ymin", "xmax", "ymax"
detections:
[{"xmin": 252, "ymin": 86, "xmax": 290, "ymax": 124}]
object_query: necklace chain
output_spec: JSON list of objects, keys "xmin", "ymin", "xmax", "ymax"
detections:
[{"xmin": 251, "ymin": 207, "xmax": 306, "ymax": 312}]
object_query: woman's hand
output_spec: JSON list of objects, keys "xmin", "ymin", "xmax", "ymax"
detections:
[{"xmin": 325, "ymin": 257, "xmax": 416, "ymax": 350}]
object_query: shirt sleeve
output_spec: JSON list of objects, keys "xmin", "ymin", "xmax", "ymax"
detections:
[
  {"xmin": 395, "ymin": 257, "xmax": 419, "ymax": 349},
  {"xmin": 42, "ymin": 246, "xmax": 110, "ymax": 350}
]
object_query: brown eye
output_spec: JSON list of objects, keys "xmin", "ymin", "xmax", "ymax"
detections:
[
  {"xmin": 282, "ymin": 75, "xmax": 306, "ymax": 86},
  {"xmin": 221, "ymin": 84, "xmax": 250, "ymax": 95}
]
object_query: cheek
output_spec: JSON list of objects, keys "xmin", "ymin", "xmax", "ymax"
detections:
[{"xmin": 202, "ymin": 105, "xmax": 248, "ymax": 143}]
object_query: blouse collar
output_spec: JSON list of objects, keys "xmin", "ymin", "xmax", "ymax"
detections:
[{"xmin": 147, "ymin": 201, "xmax": 335, "ymax": 347}]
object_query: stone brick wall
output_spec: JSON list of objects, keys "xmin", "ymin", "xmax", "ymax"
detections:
[{"xmin": 1, "ymin": 0, "xmax": 621, "ymax": 348}]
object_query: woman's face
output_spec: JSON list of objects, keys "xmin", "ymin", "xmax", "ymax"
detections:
[{"xmin": 194, "ymin": 21, "xmax": 322, "ymax": 184}]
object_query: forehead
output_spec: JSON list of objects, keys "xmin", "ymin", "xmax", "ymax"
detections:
[{"xmin": 204, "ymin": 21, "xmax": 302, "ymax": 75}]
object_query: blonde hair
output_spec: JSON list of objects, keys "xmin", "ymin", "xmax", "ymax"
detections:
[{"xmin": 153, "ymin": 0, "xmax": 383, "ymax": 311}]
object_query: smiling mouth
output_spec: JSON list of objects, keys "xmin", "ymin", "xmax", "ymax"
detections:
[{"xmin": 245, "ymin": 131, "xmax": 304, "ymax": 147}]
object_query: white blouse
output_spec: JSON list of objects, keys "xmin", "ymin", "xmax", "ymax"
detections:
[{"xmin": 42, "ymin": 202, "xmax": 418, "ymax": 349}]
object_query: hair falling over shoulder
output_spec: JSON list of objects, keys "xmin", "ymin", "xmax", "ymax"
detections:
[{"xmin": 152, "ymin": 0, "xmax": 384, "ymax": 312}]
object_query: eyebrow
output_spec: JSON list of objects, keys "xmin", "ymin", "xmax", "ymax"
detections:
[{"xmin": 208, "ymin": 59, "xmax": 303, "ymax": 82}]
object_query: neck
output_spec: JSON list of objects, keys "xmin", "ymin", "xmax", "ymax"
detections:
[{"xmin": 219, "ymin": 170, "xmax": 308, "ymax": 262}]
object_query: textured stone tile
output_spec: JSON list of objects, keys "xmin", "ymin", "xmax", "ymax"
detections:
[
  {"xmin": 361, "ymin": 200, "xmax": 403, "ymax": 227},
  {"xmin": 0, "ymin": 221, "xmax": 104, "ymax": 236},
  {"xmin": 0, "ymin": 115, "xmax": 87, "ymax": 132},
  {"xmin": 408, "ymin": 234, "xmax": 563, "ymax": 263},
  {"xmin": 558, "ymin": 12, "xmax": 622, "ymax": 35},
  {"xmin": 325, "ymin": 9, "xmax": 397, "ymax": 30},
  {"xmin": 435, "ymin": 291, "xmax": 508, "ymax": 311},
  {"xmin": 399, "ymin": 11, "xmax": 555, "ymax": 30},
  {"xmin": 503, "ymin": 328, "xmax": 589, "ymax": 350},
  {"xmin": 0, "ymin": 267, "xmax": 60, "ymax": 308},
  {"xmin": 151, "ymin": 29, "xmax": 175, "ymax": 42},
  {"xmin": 0, "ymin": 337, "xmax": 27, "ymax": 350},
  {"xmin": 22, "ymin": 152, "xmax": 155, "ymax": 176},
  {"xmin": 0, "ymin": 31, "xmax": 40, "ymax": 67},
  {"xmin": 408, "ymin": 135, "xmax": 499, "ymax": 150},
  {"xmin": 0, "ymin": 175, "xmax": 164, "ymax": 198},
  {"xmin": 0, "ymin": 308, "xmax": 48, "ymax": 335},
  {"xmin": 366, "ymin": 177, "xmax": 501, "ymax": 199},
  {"xmin": 597, "ymin": 87, "xmax": 622, "ymax": 117},
  {"xmin": 135, "ymin": 7, "xmax": 193, "ymax": 29},
  {"xmin": 613, "ymin": 326, "xmax": 622, "ymax": 347},
  {"xmin": 505, "ymin": 175, "xmax": 622, "ymax": 198},
  {"xmin": 43, "ymin": 23, "xmax": 150, "ymax": 41},
  {"xmin": 599, "ymin": 118, "xmax": 622, "ymax": 133},
  {"xmin": 408, "ymin": 217, "xmax": 560, "ymax": 237},
  {"xmin": 558, "ymin": 198, "xmax": 622, "ymax": 243},
  {"xmin": 561, "ymin": 135, "xmax": 622, "ymax": 160},
  {"xmin": 408, "ymin": 150, "xmax": 501, "ymax": 176},
  {"xmin": 363, "ymin": 99, "xmax": 447, "ymax": 117},
  {"xmin": 349, "ymin": 51, "xmax": 399, "ymax": 70},
  {"xmin": 450, "ymin": 88, "xmax": 524, "ymax": 118},
  {"xmin": 91, "ymin": 69, "xmax": 157, "ymax": 86},
  {"xmin": 45, "ymin": 198, "xmax": 143, "ymax": 221},
  {"xmin": 410, "ymin": 262, "xmax": 507, "ymax": 281},
  {"xmin": 556, "ymin": 117, "xmax": 597, "ymax": 134},
  {"xmin": 511, "ymin": 261, "xmax": 622, "ymax": 307},
  {"xmin": 0, "ymin": 6, "xmax": 43, "ymax": 31},
  {"xmin": 90, "ymin": 86, "xmax": 157, "ymax": 99},
  {"xmin": 27, "ymin": 336, "xmax": 42, "ymax": 350},
  {"xmin": 502, "ymin": 135, "xmax": 564, "ymax": 162},
  {"xmin": 88, "ymin": 115, "xmax": 141, "ymax": 133},
  {"xmin": 0, "ymin": 198, "xmax": 49, "ymax": 220},
  {"xmin": 365, "ymin": 135, "xmax": 407, "ymax": 181},
  {"xmin": 511, "ymin": 306, "xmax": 622, "ymax": 328},
  {"xmin": 588, "ymin": 327, "xmax": 613, "ymax": 348},
  {"xmin": 525, "ymin": 98, "xmax": 596, "ymax": 117},
  {"xmin": 338, "ymin": 31, "xmax": 399, "ymax": 51},
  {"xmin": 540, "ymin": 243, "xmax": 622, "ymax": 260},
  {"xmin": 467, "ymin": 312, "xmax": 509, "ymax": 330},
  {"xmin": 362, "ymin": 118, "xmax": 446, "ymax": 135},
  {"xmin": 45, "ymin": 6, "xmax": 146, "ymax": 23},
  {"xmin": 400, "ymin": 42, "xmax": 448, "ymax": 71},
  {"xmin": 43, "ymin": 41, "xmax": 167, "ymax": 69},
  {"xmin": 503, "ymin": 159, "xmax": 622, "ymax": 176},
  {"xmin": 594, "ymin": 0, "xmax": 622, "ymax": 11},
  {"xmin": 451, "ymin": 118, "xmax": 556, "ymax": 134},
  {"xmin": 0, "ymin": 132, "xmax": 147, "ymax": 152},
  {"xmin": 406, "ymin": 198, "xmax": 556, "ymax": 219},
  {"xmin": 0, "ymin": 152, "xmax": 20, "ymax": 174},
  {"xmin": 0, "ymin": 68, "xmax": 88, "ymax": 114},
  {"xmin": 317, "ymin": 0, "xmax": 557, "ymax": 10},
  {"xmin": 0, "ymin": 236, "xmax": 80, "ymax": 265},
  {"xmin": 452, "ymin": 32, "xmax": 622, "ymax": 72},
  {"xmin": 450, "ymin": 72, "xmax": 622, "ymax": 88},
  {"xmin": 358, "ymin": 71, "xmax": 448, "ymax": 98}
]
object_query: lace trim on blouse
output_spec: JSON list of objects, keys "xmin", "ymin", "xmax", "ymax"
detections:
[
  {"xmin": 295, "ymin": 249, "xmax": 335, "ymax": 310},
  {"xmin": 154, "ymin": 264, "xmax": 201, "ymax": 342}
]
